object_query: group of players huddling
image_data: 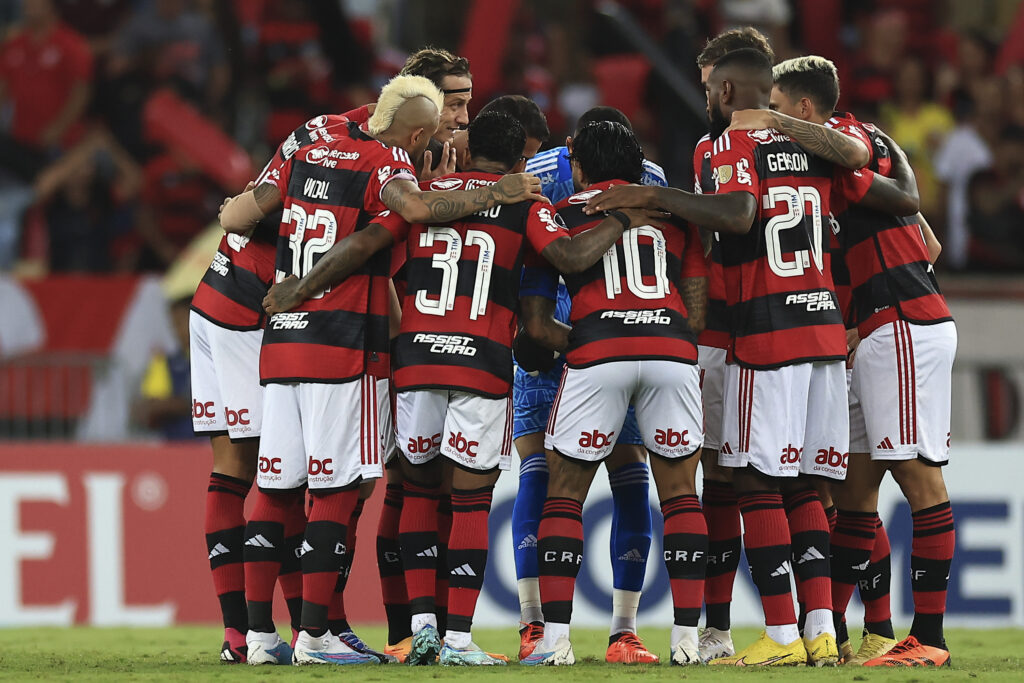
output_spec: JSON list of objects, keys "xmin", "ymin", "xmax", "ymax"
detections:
[{"xmin": 192, "ymin": 26, "xmax": 956, "ymax": 669}]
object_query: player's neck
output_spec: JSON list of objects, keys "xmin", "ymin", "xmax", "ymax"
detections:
[{"xmin": 467, "ymin": 160, "xmax": 509, "ymax": 175}]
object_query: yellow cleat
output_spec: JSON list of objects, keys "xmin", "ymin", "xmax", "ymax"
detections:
[
  {"xmin": 804, "ymin": 632, "xmax": 840, "ymax": 666},
  {"xmin": 839, "ymin": 638, "xmax": 853, "ymax": 663},
  {"xmin": 709, "ymin": 631, "xmax": 805, "ymax": 667},
  {"xmin": 846, "ymin": 633, "xmax": 897, "ymax": 666}
]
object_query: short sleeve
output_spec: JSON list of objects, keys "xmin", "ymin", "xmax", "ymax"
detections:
[
  {"xmin": 372, "ymin": 209, "xmax": 410, "ymax": 244},
  {"xmin": 525, "ymin": 203, "xmax": 570, "ymax": 255},
  {"xmin": 711, "ymin": 132, "xmax": 759, "ymax": 197},
  {"xmin": 680, "ymin": 224, "xmax": 708, "ymax": 279},
  {"xmin": 829, "ymin": 122, "xmax": 873, "ymax": 166},
  {"xmin": 834, "ymin": 167, "xmax": 875, "ymax": 204},
  {"xmin": 368, "ymin": 147, "xmax": 417, "ymax": 205},
  {"xmin": 342, "ymin": 105, "xmax": 371, "ymax": 124}
]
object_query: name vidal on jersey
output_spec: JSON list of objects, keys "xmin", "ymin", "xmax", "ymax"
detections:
[
  {"xmin": 304, "ymin": 178, "xmax": 330, "ymax": 200},
  {"xmin": 766, "ymin": 152, "xmax": 809, "ymax": 173},
  {"xmin": 413, "ymin": 333, "xmax": 477, "ymax": 356}
]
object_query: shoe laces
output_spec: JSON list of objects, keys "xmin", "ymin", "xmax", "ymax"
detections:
[
  {"xmin": 520, "ymin": 622, "xmax": 544, "ymax": 639},
  {"xmin": 614, "ymin": 632, "xmax": 647, "ymax": 650},
  {"xmin": 886, "ymin": 637, "xmax": 920, "ymax": 656},
  {"xmin": 339, "ymin": 631, "xmax": 368, "ymax": 651}
]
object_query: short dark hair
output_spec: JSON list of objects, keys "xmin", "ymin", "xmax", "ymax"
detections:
[
  {"xmin": 773, "ymin": 56, "xmax": 841, "ymax": 113},
  {"xmin": 697, "ymin": 27, "xmax": 775, "ymax": 68},
  {"xmin": 400, "ymin": 47, "xmax": 471, "ymax": 89},
  {"xmin": 575, "ymin": 106, "xmax": 632, "ymax": 134},
  {"xmin": 571, "ymin": 121, "xmax": 644, "ymax": 185},
  {"xmin": 710, "ymin": 47, "xmax": 774, "ymax": 82},
  {"xmin": 468, "ymin": 112, "xmax": 525, "ymax": 169},
  {"xmin": 479, "ymin": 95, "xmax": 550, "ymax": 143}
]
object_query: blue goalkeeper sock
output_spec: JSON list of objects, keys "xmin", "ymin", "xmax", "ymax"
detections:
[
  {"xmin": 512, "ymin": 452, "xmax": 548, "ymax": 624},
  {"xmin": 609, "ymin": 461, "xmax": 652, "ymax": 633}
]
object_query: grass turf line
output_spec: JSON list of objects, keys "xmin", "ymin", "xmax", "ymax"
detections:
[{"xmin": 0, "ymin": 626, "xmax": 1021, "ymax": 680}]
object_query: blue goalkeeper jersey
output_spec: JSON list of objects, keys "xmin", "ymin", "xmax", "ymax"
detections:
[{"xmin": 524, "ymin": 146, "xmax": 668, "ymax": 204}]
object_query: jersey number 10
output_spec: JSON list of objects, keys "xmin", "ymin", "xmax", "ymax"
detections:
[{"xmin": 601, "ymin": 225, "xmax": 670, "ymax": 300}]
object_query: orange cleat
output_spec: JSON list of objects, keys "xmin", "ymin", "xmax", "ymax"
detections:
[
  {"xmin": 862, "ymin": 635, "xmax": 950, "ymax": 667},
  {"xmin": 605, "ymin": 632, "xmax": 660, "ymax": 664},
  {"xmin": 519, "ymin": 622, "xmax": 544, "ymax": 660},
  {"xmin": 383, "ymin": 636, "xmax": 412, "ymax": 663}
]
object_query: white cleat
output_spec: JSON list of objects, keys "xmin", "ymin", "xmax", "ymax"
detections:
[
  {"xmin": 520, "ymin": 636, "xmax": 575, "ymax": 666},
  {"xmin": 292, "ymin": 631, "xmax": 380, "ymax": 666},
  {"xmin": 670, "ymin": 641, "xmax": 702, "ymax": 666},
  {"xmin": 699, "ymin": 627, "xmax": 735, "ymax": 664},
  {"xmin": 245, "ymin": 630, "xmax": 292, "ymax": 665}
]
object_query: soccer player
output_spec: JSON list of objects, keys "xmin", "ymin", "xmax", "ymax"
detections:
[
  {"xmin": 770, "ymin": 56, "xmax": 957, "ymax": 667},
  {"xmin": 523, "ymin": 121, "xmax": 708, "ymax": 667},
  {"xmin": 262, "ymin": 111, "xmax": 649, "ymax": 665},
  {"xmin": 219, "ymin": 75, "xmax": 542, "ymax": 666},
  {"xmin": 513, "ymin": 106, "xmax": 666, "ymax": 664},
  {"xmin": 690, "ymin": 27, "xmax": 776, "ymax": 662}
]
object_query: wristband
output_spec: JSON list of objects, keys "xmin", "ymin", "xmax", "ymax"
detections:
[{"xmin": 607, "ymin": 210, "xmax": 631, "ymax": 229}]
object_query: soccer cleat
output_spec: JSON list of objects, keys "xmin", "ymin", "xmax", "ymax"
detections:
[
  {"xmin": 439, "ymin": 641, "xmax": 509, "ymax": 666},
  {"xmin": 699, "ymin": 627, "xmax": 735, "ymax": 663},
  {"xmin": 407, "ymin": 625, "xmax": 442, "ymax": 665},
  {"xmin": 862, "ymin": 635, "xmax": 950, "ymax": 667},
  {"xmin": 292, "ymin": 631, "xmax": 380, "ymax": 665},
  {"xmin": 670, "ymin": 641, "xmax": 700, "ymax": 666},
  {"xmin": 519, "ymin": 636, "xmax": 575, "ymax": 666},
  {"xmin": 336, "ymin": 630, "xmax": 396, "ymax": 663},
  {"xmin": 804, "ymin": 632, "xmax": 840, "ymax": 666},
  {"xmin": 606, "ymin": 632, "xmax": 660, "ymax": 664},
  {"xmin": 519, "ymin": 621, "xmax": 544, "ymax": 660},
  {"xmin": 709, "ymin": 631, "xmax": 805, "ymax": 667},
  {"xmin": 383, "ymin": 636, "xmax": 412, "ymax": 664},
  {"xmin": 846, "ymin": 632, "xmax": 897, "ymax": 665},
  {"xmin": 245, "ymin": 630, "xmax": 292, "ymax": 665},
  {"xmin": 220, "ymin": 627, "xmax": 247, "ymax": 663}
]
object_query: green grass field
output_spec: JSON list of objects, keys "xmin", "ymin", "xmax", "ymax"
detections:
[{"xmin": 1, "ymin": 626, "xmax": 1021, "ymax": 680}]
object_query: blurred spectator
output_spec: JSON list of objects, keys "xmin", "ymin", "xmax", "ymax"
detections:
[
  {"xmin": 54, "ymin": 0, "xmax": 132, "ymax": 57},
  {"xmin": 135, "ymin": 295, "xmax": 195, "ymax": 440},
  {"xmin": 965, "ymin": 126, "xmax": 1024, "ymax": 271},
  {"xmin": 880, "ymin": 57, "xmax": 954, "ymax": 218},
  {"xmin": 847, "ymin": 9, "xmax": 906, "ymax": 118}
]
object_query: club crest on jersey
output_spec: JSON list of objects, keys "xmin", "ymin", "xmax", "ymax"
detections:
[
  {"xmin": 305, "ymin": 114, "xmax": 329, "ymax": 130},
  {"xmin": 716, "ymin": 164, "xmax": 733, "ymax": 184},
  {"xmin": 747, "ymin": 129, "xmax": 790, "ymax": 144},
  {"xmin": 567, "ymin": 189, "xmax": 602, "ymax": 204},
  {"xmin": 430, "ymin": 177, "xmax": 464, "ymax": 191}
]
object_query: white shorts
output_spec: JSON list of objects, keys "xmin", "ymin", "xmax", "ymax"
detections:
[
  {"xmin": 720, "ymin": 360, "xmax": 849, "ymax": 480},
  {"xmin": 848, "ymin": 368, "xmax": 870, "ymax": 454},
  {"xmin": 545, "ymin": 360, "xmax": 703, "ymax": 461},
  {"xmin": 256, "ymin": 379, "xmax": 384, "ymax": 490},
  {"xmin": 850, "ymin": 320, "xmax": 956, "ymax": 464},
  {"xmin": 698, "ymin": 345, "xmax": 727, "ymax": 451},
  {"xmin": 396, "ymin": 389, "xmax": 513, "ymax": 472},
  {"xmin": 189, "ymin": 311, "xmax": 263, "ymax": 440},
  {"xmin": 375, "ymin": 377, "xmax": 399, "ymax": 465}
]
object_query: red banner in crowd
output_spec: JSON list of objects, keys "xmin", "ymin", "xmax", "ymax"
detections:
[{"xmin": 0, "ymin": 443, "xmax": 386, "ymax": 626}]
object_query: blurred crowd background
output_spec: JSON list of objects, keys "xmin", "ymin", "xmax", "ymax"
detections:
[{"xmin": 1, "ymin": 0, "xmax": 1023, "ymax": 442}]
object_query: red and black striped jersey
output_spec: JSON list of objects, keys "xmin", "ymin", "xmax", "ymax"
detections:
[
  {"xmin": 259, "ymin": 121, "xmax": 416, "ymax": 385},
  {"xmin": 557, "ymin": 179, "xmax": 704, "ymax": 368},
  {"xmin": 712, "ymin": 129, "xmax": 850, "ymax": 368},
  {"xmin": 693, "ymin": 133, "xmax": 730, "ymax": 349},
  {"xmin": 191, "ymin": 228, "xmax": 277, "ymax": 331},
  {"xmin": 828, "ymin": 112, "xmax": 952, "ymax": 338},
  {"xmin": 390, "ymin": 171, "xmax": 569, "ymax": 398}
]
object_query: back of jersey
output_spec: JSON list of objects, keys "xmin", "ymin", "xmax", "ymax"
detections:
[
  {"xmin": 557, "ymin": 180, "xmax": 702, "ymax": 369},
  {"xmin": 260, "ymin": 122, "xmax": 416, "ymax": 384},
  {"xmin": 712, "ymin": 128, "xmax": 846, "ymax": 368}
]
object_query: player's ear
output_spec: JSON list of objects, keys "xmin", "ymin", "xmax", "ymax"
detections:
[
  {"xmin": 565, "ymin": 135, "xmax": 572, "ymax": 151},
  {"xmin": 511, "ymin": 157, "xmax": 527, "ymax": 173},
  {"xmin": 800, "ymin": 97, "xmax": 814, "ymax": 120},
  {"xmin": 720, "ymin": 79, "xmax": 734, "ymax": 106}
]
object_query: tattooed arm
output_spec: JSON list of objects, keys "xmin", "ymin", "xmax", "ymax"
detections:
[
  {"xmin": 727, "ymin": 109, "xmax": 870, "ymax": 170},
  {"xmin": 680, "ymin": 276, "xmax": 708, "ymax": 335},
  {"xmin": 381, "ymin": 173, "xmax": 546, "ymax": 224},
  {"xmin": 219, "ymin": 182, "xmax": 281, "ymax": 233}
]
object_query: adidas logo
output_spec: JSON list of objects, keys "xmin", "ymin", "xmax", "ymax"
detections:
[
  {"xmin": 517, "ymin": 534, "xmax": 538, "ymax": 550},
  {"xmin": 770, "ymin": 561, "xmax": 791, "ymax": 577},
  {"xmin": 208, "ymin": 543, "xmax": 230, "ymax": 559},
  {"xmin": 853, "ymin": 559, "xmax": 870, "ymax": 571},
  {"xmin": 416, "ymin": 545, "xmax": 438, "ymax": 558},
  {"xmin": 298, "ymin": 540, "xmax": 313, "ymax": 556},
  {"xmin": 877, "ymin": 437, "xmax": 894, "ymax": 450},
  {"xmin": 244, "ymin": 534, "xmax": 274, "ymax": 549},
  {"xmin": 618, "ymin": 548, "xmax": 645, "ymax": 563},
  {"xmin": 451, "ymin": 563, "xmax": 477, "ymax": 577},
  {"xmin": 720, "ymin": 442, "xmax": 734, "ymax": 455},
  {"xmin": 797, "ymin": 547, "xmax": 825, "ymax": 565}
]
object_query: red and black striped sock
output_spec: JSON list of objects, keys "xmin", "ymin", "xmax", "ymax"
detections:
[
  {"xmin": 399, "ymin": 481, "xmax": 440, "ymax": 619},
  {"xmin": 909, "ymin": 501, "xmax": 955, "ymax": 648},
  {"xmin": 783, "ymin": 489, "xmax": 831, "ymax": 614},
  {"xmin": 738, "ymin": 491, "xmax": 796, "ymax": 626},
  {"xmin": 244, "ymin": 488, "xmax": 301, "ymax": 633},
  {"xmin": 300, "ymin": 488, "xmax": 358, "ymax": 637},
  {"xmin": 860, "ymin": 518, "xmax": 894, "ymax": 638},
  {"xmin": 377, "ymin": 483, "xmax": 411, "ymax": 644},
  {"xmin": 825, "ymin": 505, "xmax": 838, "ymax": 534},
  {"xmin": 702, "ymin": 479, "xmax": 741, "ymax": 631},
  {"xmin": 538, "ymin": 497, "xmax": 584, "ymax": 626},
  {"xmin": 662, "ymin": 494, "xmax": 707, "ymax": 627},
  {"xmin": 205, "ymin": 473, "xmax": 251, "ymax": 632},
  {"xmin": 446, "ymin": 487, "xmax": 493, "ymax": 635},
  {"xmin": 327, "ymin": 497, "xmax": 364, "ymax": 635},
  {"xmin": 436, "ymin": 494, "xmax": 453, "ymax": 634},
  {"xmin": 279, "ymin": 493, "xmax": 306, "ymax": 635},
  {"xmin": 830, "ymin": 510, "xmax": 878, "ymax": 629}
]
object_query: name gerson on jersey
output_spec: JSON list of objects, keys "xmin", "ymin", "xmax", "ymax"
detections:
[
  {"xmin": 389, "ymin": 171, "xmax": 569, "ymax": 399},
  {"xmin": 259, "ymin": 122, "xmax": 416, "ymax": 385},
  {"xmin": 711, "ymin": 128, "xmax": 853, "ymax": 369},
  {"xmin": 555, "ymin": 179, "xmax": 706, "ymax": 368}
]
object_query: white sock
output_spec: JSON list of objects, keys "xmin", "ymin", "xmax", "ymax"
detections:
[
  {"xmin": 518, "ymin": 578, "xmax": 543, "ymax": 624},
  {"xmin": 671, "ymin": 624, "xmax": 698, "ymax": 650},
  {"xmin": 609, "ymin": 589, "xmax": 641, "ymax": 635},
  {"xmin": 445, "ymin": 629, "xmax": 471, "ymax": 649},
  {"xmin": 249, "ymin": 630, "xmax": 281, "ymax": 646},
  {"xmin": 803, "ymin": 608, "xmax": 835, "ymax": 641},
  {"xmin": 542, "ymin": 622, "xmax": 570, "ymax": 650},
  {"xmin": 766, "ymin": 623, "xmax": 800, "ymax": 645},
  {"xmin": 411, "ymin": 612, "xmax": 437, "ymax": 633}
]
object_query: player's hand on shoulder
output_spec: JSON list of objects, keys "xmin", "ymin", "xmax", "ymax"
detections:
[
  {"xmin": 419, "ymin": 140, "xmax": 457, "ymax": 181},
  {"xmin": 263, "ymin": 275, "xmax": 303, "ymax": 315},
  {"xmin": 727, "ymin": 109, "xmax": 776, "ymax": 132},
  {"xmin": 496, "ymin": 172, "xmax": 549, "ymax": 204},
  {"xmin": 583, "ymin": 183, "xmax": 655, "ymax": 214}
]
